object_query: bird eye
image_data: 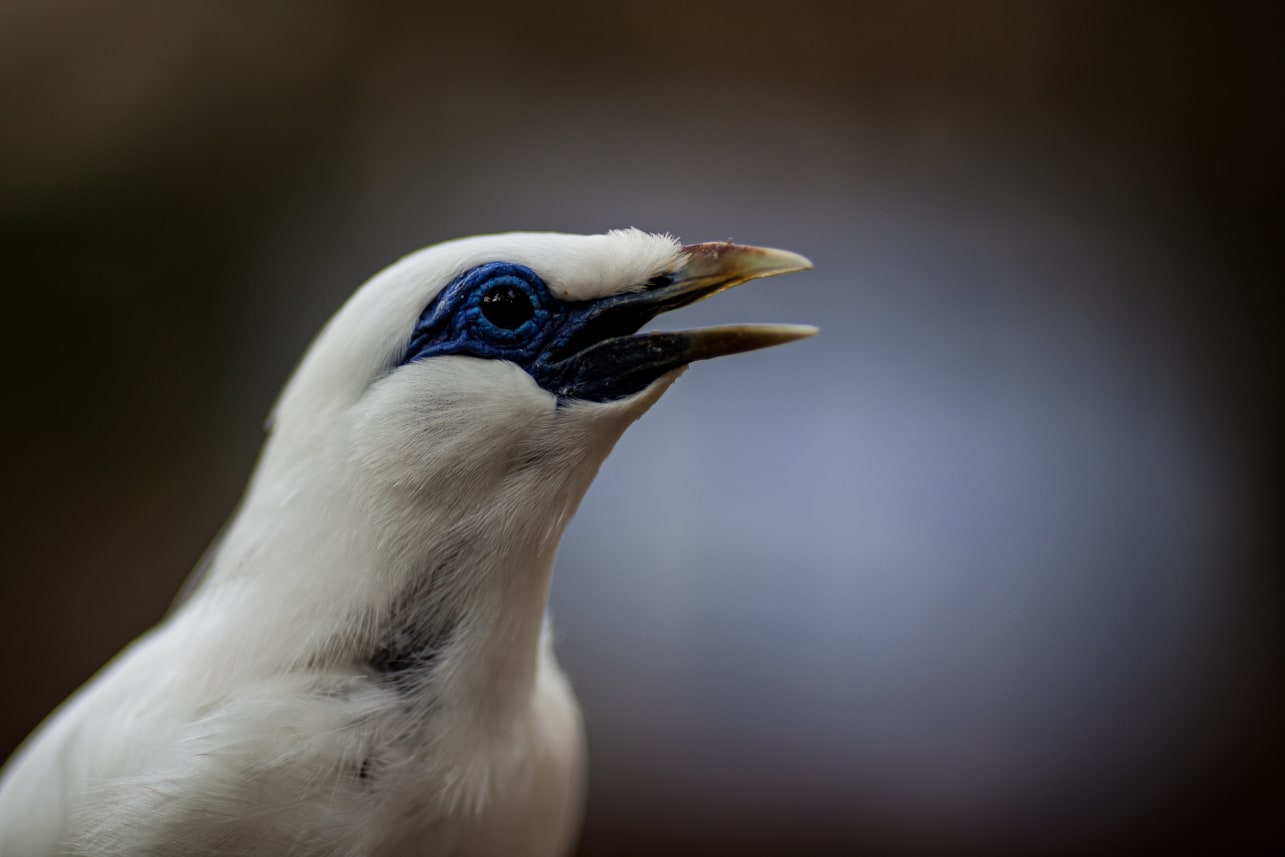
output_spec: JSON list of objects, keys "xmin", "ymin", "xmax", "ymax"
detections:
[{"xmin": 480, "ymin": 283, "xmax": 535, "ymax": 330}]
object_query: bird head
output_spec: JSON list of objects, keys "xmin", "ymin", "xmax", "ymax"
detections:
[{"xmin": 264, "ymin": 229, "xmax": 814, "ymax": 508}]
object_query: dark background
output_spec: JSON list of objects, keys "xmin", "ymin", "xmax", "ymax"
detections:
[{"xmin": 1, "ymin": 3, "xmax": 1279, "ymax": 855}]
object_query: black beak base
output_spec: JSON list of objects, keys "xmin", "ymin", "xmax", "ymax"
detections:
[{"xmin": 538, "ymin": 242, "xmax": 816, "ymax": 403}]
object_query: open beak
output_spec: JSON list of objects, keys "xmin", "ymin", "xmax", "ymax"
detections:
[{"xmin": 540, "ymin": 242, "xmax": 816, "ymax": 402}]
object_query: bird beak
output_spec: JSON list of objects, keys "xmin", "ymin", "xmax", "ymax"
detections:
[{"xmin": 540, "ymin": 243, "xmax": 817, "ymax": 402}]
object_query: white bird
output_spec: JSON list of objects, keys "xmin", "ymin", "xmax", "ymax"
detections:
[{"xmin": 0, "ymin": 229, "xmax": 813, "ymax": 856}]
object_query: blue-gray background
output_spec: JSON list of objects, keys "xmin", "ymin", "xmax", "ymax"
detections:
[{"xmin": 2, "ymin": 3, "xmax": 1278, "ymax": 855}]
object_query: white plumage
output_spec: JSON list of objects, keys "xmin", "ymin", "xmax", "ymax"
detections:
[{"xmin": 0, "ymin": 229, "xmax": 812, "ymax": 856}]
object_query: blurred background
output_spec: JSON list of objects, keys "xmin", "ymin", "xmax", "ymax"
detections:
[{"xmin": 1, "ymin": 2, "xmax": 1279, "ymax": 854}]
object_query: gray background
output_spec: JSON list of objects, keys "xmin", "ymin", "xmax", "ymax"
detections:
[{"xmin": 2, "ymin": 3, "xmax": 1278, "ymax": 855}]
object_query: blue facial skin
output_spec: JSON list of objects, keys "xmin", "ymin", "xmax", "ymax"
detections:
[{"xmin": 400, "ymin": 262, "xmax": 650, "ymax": 402}]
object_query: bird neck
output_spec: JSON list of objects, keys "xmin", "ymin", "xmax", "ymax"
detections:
[{"xmin": 197, "ymin": 419, "xmax": 604, "ymax": 718}]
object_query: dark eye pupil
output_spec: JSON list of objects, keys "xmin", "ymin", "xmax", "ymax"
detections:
[{"xmin": 480, "ymin": 284, "xmax": 535, "ymax": 329}]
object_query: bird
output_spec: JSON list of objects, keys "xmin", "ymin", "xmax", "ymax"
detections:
[{"xmin": 0, "ymin": 229, "xmax": 814, "ymax": 856}]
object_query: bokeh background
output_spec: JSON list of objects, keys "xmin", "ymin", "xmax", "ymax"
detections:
[{"xmin": 1, "ymin": 2, "xmax": 1279, "ymax": 854}]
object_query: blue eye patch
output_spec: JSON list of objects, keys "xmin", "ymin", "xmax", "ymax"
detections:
[{"xmin": 401, "ymin": 262, "xmax": 562, "ymax": 369}]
